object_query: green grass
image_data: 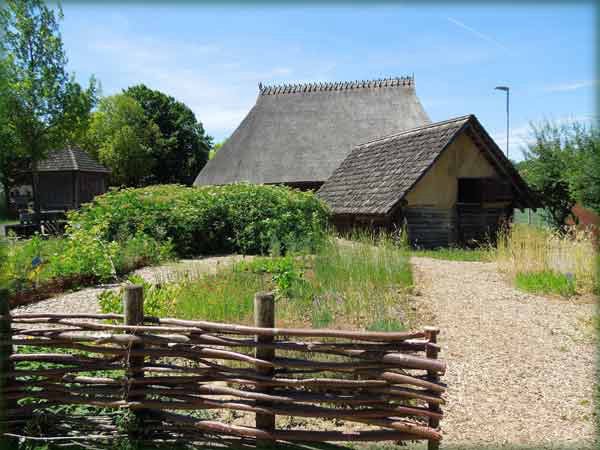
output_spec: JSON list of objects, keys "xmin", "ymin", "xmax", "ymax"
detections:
[
  {"xmin": 412, "ymin": 247, "xmax": 492, "ymax": 262},
  {"xmin": 515, "ymin": 270, "xmax": 577, "ymax": 297},
  {"xmin": 100, "ymin": 237, "xmax": 415, "ymax": 331},
  {"xmin": 175, "ymin": 269, "xmax": 271, "ymax": 323}
]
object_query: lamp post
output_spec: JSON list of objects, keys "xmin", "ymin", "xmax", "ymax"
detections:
[{"xmin": 494, "ymin": 86, "xmax": 510, "ymax": 159}]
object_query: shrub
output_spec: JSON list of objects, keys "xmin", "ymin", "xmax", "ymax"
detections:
[{"xmin": 68, "ymin": 184, "xmax": 329, "ymax": 258}]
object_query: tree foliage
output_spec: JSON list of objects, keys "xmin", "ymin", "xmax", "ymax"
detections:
[
  {"xmin": 520, "ymin": 119, "xmax": 600, "ymax": 230},
  {"xmin": 123, "ymin": 84, "xmax": 212, "ymax": 185},
  {"xmin": 0, "ymin": 0, "xmax": 97, "ymax": 210},
  {"xmin": 87, "ymin": 94, "xmax": 160, "ymax": 187}
]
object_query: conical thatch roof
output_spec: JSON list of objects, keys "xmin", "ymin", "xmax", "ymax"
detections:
[{"xmin": 194, "ymin": 76, "xmax": 430, "ymax": 186}]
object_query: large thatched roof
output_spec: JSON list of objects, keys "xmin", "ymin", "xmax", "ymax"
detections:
[
  {"xmin": 317, "ymin": 115, "xmax": 539, "ymax": 215},
  {"xmin": 194, "ymin": 76, "xmax": 430, "ymax": 186}
]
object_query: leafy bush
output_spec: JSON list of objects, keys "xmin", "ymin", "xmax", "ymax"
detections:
[
  {"xmin": 68, "ymin": 184, "xmax": 329, "ymax": 257},
  {"xmin": 1, "ymin": 229, "xmax": 174, "ymax": 294}
]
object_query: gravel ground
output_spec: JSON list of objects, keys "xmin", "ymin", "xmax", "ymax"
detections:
[
  {"xmin": 11, "ymin": 254, "xmax": 597, "ymax": 449},
  {"xmin": 410, "ymin": 256, "xmax": 597, "ymax": 450}
]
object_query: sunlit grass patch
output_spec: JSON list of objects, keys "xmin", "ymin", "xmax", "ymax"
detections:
[
  {"xmin": 497, "ymin": 223, "xmax": 597, "ymax": 296},
  {"xmin": 515, "ymin": 270, "xmax": 577, "ymax": 297}
]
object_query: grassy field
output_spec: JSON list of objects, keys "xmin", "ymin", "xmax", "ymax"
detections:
[{"xmin": 100, "ymin": 237, "xmax": 415, "ymax": 331}]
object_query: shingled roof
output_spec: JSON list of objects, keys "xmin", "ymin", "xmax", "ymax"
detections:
[
  {"xmin": 317, "ymin": 114, "xmax": 538, "ymax": 215},
  {"xmin": 36, "ymin": 147, "xmax": 110, "ymax": 173},
  {"xmin": 194, "ymin": 76, "xmax": 430, "ymax": 186}
]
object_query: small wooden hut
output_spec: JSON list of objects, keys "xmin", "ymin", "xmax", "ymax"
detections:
[
  {"xmin": 33, "ymin": 147, "xmax": 110, "ymax": 211},
  {"xmin": 317, "ymin": 115, "xmax": 539, "ymax": 247}
]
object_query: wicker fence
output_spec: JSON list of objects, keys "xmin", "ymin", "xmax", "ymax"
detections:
[{"xmin": 0, "ymin": 287, "xmax": 446, "ymax": 449}]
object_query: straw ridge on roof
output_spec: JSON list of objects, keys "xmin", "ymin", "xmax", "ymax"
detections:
[{"xmin": 258, "ymin": 76, "xmax": 414, "ymax": 96}]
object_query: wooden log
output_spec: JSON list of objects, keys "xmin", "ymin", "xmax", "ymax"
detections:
[
  {"xmin": 11, "ymin": 313, "xmax": 123, "ymax": 320},
  {"xmin": 159, "ymin": 411, "xmax": 438, "ymax": 442},
  {"xmin": 425, "ymin": 326, "xmax": 442, "ymax": 450},
  {"xmin": 124, "ymin": 284, "xmax": 145, "ymax": 435},
  {"xmin": 11, "ymin": 318, "xmax": 426, "ymax": 342},
  {"xmin": 155, "ymin": 317, "xmax": 426, "ymax": 341},
  {"xmin": 381, "ymin": 372, "xmax": 446, "ymax": 393},
  {"xmin": 254, "ymin": 292, "xmax": 275, "ymax": 446},
  {"xmin": 128, "ymin": 387, "xmax": 443, "ymax": 419},
  {"xmin": 0, "ymin": 290, "xmax": 18, "ymax": 450}
]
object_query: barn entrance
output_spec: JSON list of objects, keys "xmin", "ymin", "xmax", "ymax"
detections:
[{"xmin": 456, "ymin": 177, "xmax": 511, "ymax": 246}]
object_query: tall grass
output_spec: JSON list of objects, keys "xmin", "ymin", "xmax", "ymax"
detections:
[
  {"xmin": 102, "ymin": 235, "xmax": 415, "ymax": 332},
  {"xmin": 497, "ymin": 223, "xmax": 597, "ymax": 296}
]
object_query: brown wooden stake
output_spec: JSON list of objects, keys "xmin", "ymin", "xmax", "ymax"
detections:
[
  {"xmin": 254, "ymin": 292, "xmax": 275, "ymax": 446},
  {"xmin": 0, "ymin": 289, "xmax": 17, "ymax": 449},
  {"xmin": 425, "ymin": 326, "xmax": 441, "ymax": 450},
  {"xmin": 124, "ymin": 285, "xmax": 145, "ymax": 438}
]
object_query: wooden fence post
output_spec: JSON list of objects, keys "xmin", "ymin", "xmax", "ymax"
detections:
[
  {"xmin": 425, "ymin": 326, "xmax": 441, "ymax": 450},
  {"xmin": 123, "ymin": 285, "xmax": 145, "ymax": 436},
  {"xmin": 0, "ymin": 289, "xmax": 17, "ymax": 449},
  {"xmin": 254, "ymin": 292, "xmax": 275, "ymax": 446}
]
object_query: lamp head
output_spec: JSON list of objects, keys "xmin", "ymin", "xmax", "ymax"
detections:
[{"xmin": 495, "ymin": 86, "xmax": 509, "ymax": 91}]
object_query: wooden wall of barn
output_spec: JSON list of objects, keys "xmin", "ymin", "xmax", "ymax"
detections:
[{"xmin": 401, "ymin": 206, "xmax": 511, "ymax": 248}]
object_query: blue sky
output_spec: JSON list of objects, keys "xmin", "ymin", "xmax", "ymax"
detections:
[{"xmin": 59, "ymin": 2, "xmax": 596, "ymax": 161}]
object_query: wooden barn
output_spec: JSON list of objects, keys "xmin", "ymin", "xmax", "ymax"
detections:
[
  {"xmin": 33, "ymin": 147, "xmax": 110, "ymax": 211},
  {"xmin": 195, "ymin": 76, "xmax": 430, "ymax": 189},
  {"xmin": 193, "ymin": 76, "xmax": 538, "ymax": 247},
  {"xmin": 317, "ymin": 115, "xmax": 538, "ymax": 247}
]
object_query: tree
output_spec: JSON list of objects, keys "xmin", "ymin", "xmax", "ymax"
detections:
[
  {"xmin": 123, "ymin": 84, "xmax": 212, "ymax": 185},
  {"xmin": 209, "ymin": 140, "xmax": 226, "ymax": 160},
  {"xmin": 521, "ymin": 119, "xmax": 600, "ymax": 230},
  {"xmin": 87, "ymin": 94, "xmax": 160, "ymax": 186},
  {"xmin": 0, "ymin": 0, "xmax": 97, "ymax": 213}
]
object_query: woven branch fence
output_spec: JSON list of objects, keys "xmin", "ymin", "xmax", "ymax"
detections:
[{"xmin": 0, "ymin": 287, "xmax": 446, "ymax": 449}]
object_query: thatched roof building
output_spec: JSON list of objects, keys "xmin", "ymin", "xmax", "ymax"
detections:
[
  {"xmin": 318, "ymin": 115, "xmax": 539, "ymax": 247},
  {"xmin": 194, "ymin": 76, "xmax": 430, "ymax": 189}
]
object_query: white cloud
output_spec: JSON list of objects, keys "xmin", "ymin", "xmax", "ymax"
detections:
[
  {"xmin": 447, "ymin": 17, "xmax": 511, "ymax": 54},
  {"xmin": 84, "ymin": 30, "xmax": 297, "ymax": 139},
  {"xmin": 543, "ymin": 80, "xmax": 598, "ymax": 93}
]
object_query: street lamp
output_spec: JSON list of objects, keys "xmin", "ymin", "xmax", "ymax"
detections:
[{"xmin": 494, "ymin": 86, "xmax": 509, "ymax": 159}]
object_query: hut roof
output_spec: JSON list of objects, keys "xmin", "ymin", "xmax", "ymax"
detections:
[
  {"xmin": 317, "ymin": 114, "xmax": 539, "ymax": 215},
  {"xmin": 36, "ymin": 147, "xmax": 110, "ymax": 173},
  {"xmin": 194, "ymin": 76, "xmax": 430, "ymax": 186}
]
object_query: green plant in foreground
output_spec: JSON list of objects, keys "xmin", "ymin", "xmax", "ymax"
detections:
[
  {"xmin": 99, "ymin": 275, "xmax": 179, "ymax": 317},
  {"xmin": 515, "ymin": 270, "xmax": 577, "ymax": 297}
]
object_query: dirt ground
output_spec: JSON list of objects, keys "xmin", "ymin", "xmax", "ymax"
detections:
[{"xmin": 410, "ymin": 256, "xmax": 597, "ymax": 450}]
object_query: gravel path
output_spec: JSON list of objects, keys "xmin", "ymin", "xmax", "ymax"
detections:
[
  {"xmin": 411, "ymin": 256, "xmax": 597, "ymax": 449},
  {"xmin": 12, "ymin": 255, "xmax": 248, "ymax": 318}
]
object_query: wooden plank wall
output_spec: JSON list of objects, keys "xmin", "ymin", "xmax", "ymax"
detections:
[{"xmin": 403, "ymin": 207, "xmax": 456, "ymax": 249}]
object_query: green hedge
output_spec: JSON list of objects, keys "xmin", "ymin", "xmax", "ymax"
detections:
[{"xmin": 68, "ymin": 184, "xmax": 330, "ymax": 257}]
